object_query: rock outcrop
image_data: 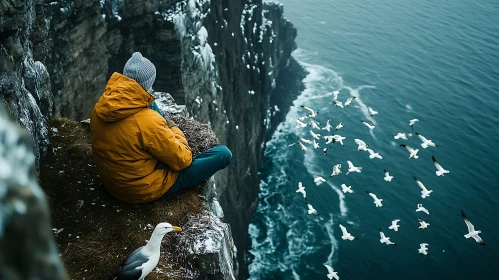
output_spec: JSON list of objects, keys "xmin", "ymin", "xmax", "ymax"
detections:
[
  {"xmin": 0, "ymin": 106, "xmax": 67, "ymax": 279},
  {"xmin": 1, "ymin": 0, "xmax": 299, "ymax": 277}
]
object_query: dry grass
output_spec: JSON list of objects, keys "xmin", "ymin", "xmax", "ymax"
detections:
[{"xmin": 40, "ymin": 117, "xmax": 219, "ymax": 279}]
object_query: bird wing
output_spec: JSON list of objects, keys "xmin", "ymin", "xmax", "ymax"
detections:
[
  {"xmin": 461, "ymin": 211, "xmax": 476, "ymax": 232},
  {"xmin": 347, "ymin": 161, "xmax": 354, "ymax": 168},
  {"xmin": 324, "ymin": 264, "xmax": 334, "ymax": 274},
  {"xmin": 298, "ymin": 142, "xmax": 307, "ymax": 150},
  {"xmin": 472, "ymin": 235, "xmax": 485, "ymax": 245},
  {"xmin": 414, "ymin": 177, "xmax": 425, "ymax": 190},
  {"xmin": 379, "ymin": 230, "xmax": 386, "ymax": 239},
  {"xmin": 433, "ymin": 156, "xmax": 444, "ymax": 170},
  {"xmin": 111, "ymin": 246, "xmax": 149, "ymax": 280},
  {"xmin": 339, "ymin": 224, "xmax": 348, "ymax": 235},
  {"xmin": 307, "ymin": 204, "xmax": 314, "ymax": 211}
]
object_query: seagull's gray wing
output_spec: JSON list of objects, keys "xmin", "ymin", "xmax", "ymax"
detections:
[{"xmin": 110, "ymin": 246, "xmax": 148, "ymax": 280}]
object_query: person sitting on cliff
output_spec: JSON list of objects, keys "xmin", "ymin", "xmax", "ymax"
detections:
[{"xmin": 90, "ymin": 52, "xmax": 232, "ymax": 203}]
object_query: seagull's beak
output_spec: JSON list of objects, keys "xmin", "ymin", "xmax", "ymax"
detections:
[{"xmin": 172, "ymin": 226, "xmax": 182, "ymax": 232}]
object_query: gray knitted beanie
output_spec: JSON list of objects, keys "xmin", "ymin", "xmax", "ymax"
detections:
[{"xmin": 123, "ymin": 52, "xmax": 156, "ymax": 91}]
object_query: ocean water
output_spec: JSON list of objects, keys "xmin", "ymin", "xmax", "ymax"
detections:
[{"xmin": 248, "ymin": 0, "xmax": 499, "ymax": 279}]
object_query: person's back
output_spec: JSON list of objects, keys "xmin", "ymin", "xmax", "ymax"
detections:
[{"xmin": 91, "ymin": 52, "xmax": 232, "ymax": 204}]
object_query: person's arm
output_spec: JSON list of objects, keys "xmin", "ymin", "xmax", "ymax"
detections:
[{"xmin": 145, "ymin": 118, "xmax": 192, "ymax": 171}]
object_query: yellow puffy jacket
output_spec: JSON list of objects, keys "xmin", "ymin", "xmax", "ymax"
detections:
[{"xmin": 90, "ymin": 72, "xmax": 192, "ymax": 203}]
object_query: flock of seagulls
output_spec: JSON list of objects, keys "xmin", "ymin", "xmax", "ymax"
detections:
[{"xmin": 288, "ymin": 88, "xmax": 486, "ymax": 279}]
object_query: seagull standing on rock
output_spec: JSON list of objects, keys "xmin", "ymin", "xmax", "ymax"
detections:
[
  {"xmin": 110, "ymin": 223, "xmax": 182, "ymax": 280},
  {"xmin": 461, "ymin": 210, "xmax": 486, "ymax": 245},
  {"xmin": 433, "ymin": 156, "xmax": 450, "ymax": 176},
  {"xmin": 414, "ymin": 176, "xmax": 433, "ymax": 198}
]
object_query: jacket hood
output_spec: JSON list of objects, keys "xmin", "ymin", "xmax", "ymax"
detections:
[{"xmin": 94, "ymin": 72, "xmax": 155, "ymax": 122}]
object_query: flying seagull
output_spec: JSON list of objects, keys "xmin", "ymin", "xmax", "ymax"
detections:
[
  {"xmin": 361, "ymin": 120, "xmax": 375, "ymax": 130},
  {"xmin": 461, "ymin": 210, "xmax": 485, "ymax": 245},
  {"xmin": 341, "ymin": 184, "xmax": 353, "ymax": 194},
  {"xmin": 307, "ymin": 203, "xmax": 318, "ymax": 215},
  {"xmin": 324, "ymin": 135, "xmax": 335, "ymax": 145},
  {"xmin": 344, "ymin": 96, "xmax": 356, "ymax": 106},
  {"xmin": 384, "ymin": 169, "xmax": 394, "ymax": 182},
  {"xmin": 366, "ymin": 191, "xmax": 383, "ymax": 207},
  {"xmin": 418, "ymin": 218, "xmax": 430, "ymax": 229},
  {"xmin": 296, "ymin": 182, "xmax": 306, "ymax": 198},
  {"xmin": 300, "ymin": 137, "xmax": 312, "ymax": 145},
  {"xmin": 400, "ymin": 144, "xmax": 419, "ymax": 159},
  {"xmin": 409, "ymin": 119, "xmax": 419, "ymax": 126},
  {"xmin": 432, "ymin": 156, "xmax": 450, "ymax": 176},
  {"xmin": 394, "ymin": 133, "xmax": 408, "ymax": 140},
  {"xmin": 314, "ymin": 176, "xmax": 327, "ymax": 185},
  {"xmin": 379, "ymin": 228, "xmax": 396, "ymax": 245},
  {"xmin": 367, "ymin": 148, "xmax": 383, "ymax": 159},
  {"xmin": 414, "ymin": 176, "xmax": 433, "ymax": 199},
  {"xmin": 416, "ymin": 204, "xmax": 430, "ymax": 215},
  {"xmin": 324, "ymin": 264, "xmax": 339, "ymax": 280},
  {"xmin": 368, "ymin": 107, "xmax": 378, "ymax": 116},
  {"xmin": 339, "ymin": 224, "xmax": 356, "ymax": 241},
  {"xmin": 312, "ymin": 139, "xmax": 321, "ymax": 149},
  {"xmin": 335, "ymin": 122, "xmax": 344, "ymax": 130},
  {"xmin": 310, "ymin": 130, "xmax": 321, "ymax": 140},
  {"xmin": 323, "ymin": 147, "xmax": 329, "ymax": 155},
  {"xmin": 110, "ymin": 223, "xmax": 182, "ymax": 280},
  {"xmin": 354, "ymin": 139, "xmax": 368, "ymax": 151},
  {"xmin": 389, "ymin": 219, "xmax": 401, "ymax": 232},
  {"xmin": 418, "ymin": 243, "xmax": 429, "ymax": 255},
  {"xmin": 334, "ymin": 100, "xmax": 344, "ymax": 108},
  {"xmin": 295, "ymin": 119, "xmax": 307, "ymax": 128},
  {"xmin": 322, "ymin": 119, "xmax": 332, "ymax": 132},
  {"xmin": 298, "ymin": 141, "xmax": 307, "ymax": 151},
  {"xmin": 309, "ymin": 119, "xmax": 321, "ymax": 130},
  {"xmin": 346, "ymin": 160, "xmax": 361, "ymax": 175},
  {"xmin": 301, "ymin": 105, "xmax": 318, "ymax": 118},
  {"xmin": 333, "ymin": 134, "xmax": 346, "ymax": 146},
  {"xmin": 415, "ymin": 132, "xmax": 437, "ymax": 148},
  {"xmin": 330, "ymin": 164, "xmax": 342, "ymax": 177},
  {"xmin": 332, "ymin": 89, "xmax": 342, "ymax": 101}
]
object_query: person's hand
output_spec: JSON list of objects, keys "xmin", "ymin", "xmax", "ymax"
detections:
[{"xmin": 166, "ymin": 119, "xmax": 176, "ymax": 128}]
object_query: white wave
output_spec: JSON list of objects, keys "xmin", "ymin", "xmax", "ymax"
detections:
[
  {"xmin": 343, "ymin": 85, "xmax": 378, "ymax": 139},
  {"xmin": 323, "ymin": 214, "xmax": 339, "ymax": 268}
]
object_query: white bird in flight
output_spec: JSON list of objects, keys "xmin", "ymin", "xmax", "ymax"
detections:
[
  {"xmin": 394, "ymin": 133, "xmax": 408, "ymax": 140},
  {"xmin": 296, "ymin": 182, "xmax": 306, "ymax": 198},
  {"xmin": 314, "ymin": 176, "xmax": 327, "ymax": 185},
  {"xmin": 341, "ymin": 184, "xmax": 353, "ymax": 194},
  {"xmin": 330, "ymin": 164, "xmax": 342, "ymax": 177},
  {"xmin": 339, "ymin": 224, "xmax": 356, "ymax": 241},
  {"xmin": 414, "ymin": 176, "xmax": 433, "ymax": 199},
  {"xmin": 379, "ymin": 228, "xmax": 396, "ymax": 245},
  {"xmin": 333, "ymin": 134, "xmax": 346, "ymax": 146},
  {"xmin": 332, "ymin": 89, "xmax": 342, "ymax": 101},
  {"xmin": 354, "ymin": 139, "xmax": 369, "ymax": 151},
  {"xmin": 416, "ymin": 204, "xmax": 430, "ymax": 215},
  {"xmin": 324, "ymin": 135, "xmax": 335, "ymax": 145},
  {"xmin": 307, "ymin": 203, "xmax": 318, "ymax": 215},
  {"xmin": 418, "ymin": 243, "xmax": 429, "ymax": 255},
  {"xmin": 298, "ymin": 141, "xmax": 307, "ymax": 151},
  {"xmin": 310, "ymin": 130, "xmax": 321, "ymax": 140},
  {"xmin": 366, "ymin": 191, "xmax": 383, "ymax": 207},
  {"xmin": 309, "ymin": 119, "xmax": 321, "ymax": 130},
  {"xmin": 334, "ymin": 100, "xmax": 344, "ymax": 108},
  {"xmin": 368, "ymin": 107, "xmax": 378, "ymax": 116},
  {"xmin": 400, "ymin": 144, "xmax": 419, "ymax": 159},
  {"xmin": 301, "ymin": 105, "xmax": 318, "ymax": 118},
  {"xmin": 384, "ymin": 169, "xmax": 394, "ymax": 182},
  {"xmin": 432, "ymin": 156, "xmax": 450, "ymax": 176},
  {"xmin": 409, "ymin": 119, "xmax": 419, "ymax": 126},
  {"xmin": 313, "ymin": 139, "xmax": 320, "ymax": 149},
  {"xmin": 344, "ymin": 96, "xmax": 356, "ymax": 106},
  {"xmin": 322, "ymin": 119, "xmax": 332, "ymax": 132},
  {"xmin": 296, "ymin": 119, "xmax": 307, "ymax": 128},
  {"xmin": 298, "ymin": 116, "xmax": 308, "ymax": 122},
  {"xmin": 300, "ymin": 137, "xmax": 312, "ymax": 145},
  {"xmin": 367, "ymin": 148, "xmax": 383, "ymax": 159},
  {"xmin": 335, "ymin": 122, "xmax": 344, "ymax": 130},
  {"xmin": 461, "ymin": 210, "xmax": 486, "ymax": 245},
  {"xmin": 389, "ymin": 219, "xmax": 401, "ymax": 232},
  {"xmin": 415, "ymin": 132, "xmax": 437, "ymax": 148},
  {"xmin": 324, "ymin": 264, "xmax": 339, "ymax": 280},
  {"xmin": 323, "ymin": 147, "xmax": 329, "ymax": 155},
  {"xmin": 418, "ymin": 218, "xmax": 430, "ymax": 229},
  {"xmin": 346, "ymin": 160, "xmax": 361, "ymax": 175},
  {"xmin": 361, "ymin": 120, "xmax": 375, "ymax": 130}
]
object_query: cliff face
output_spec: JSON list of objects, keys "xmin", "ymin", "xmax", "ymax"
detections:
[{"xmin": 1, "ymin": 0, "xmax": 298, "ymax": 277}]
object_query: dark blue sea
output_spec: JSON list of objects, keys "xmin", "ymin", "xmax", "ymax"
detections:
[{"xmin": 249, "ymin": 0, "xmax": 499, "ymax": 279}]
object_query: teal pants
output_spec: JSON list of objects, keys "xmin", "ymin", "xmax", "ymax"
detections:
[{"xmin": 163, "ymin": 145, "xmax": 232, "ymax": 196}]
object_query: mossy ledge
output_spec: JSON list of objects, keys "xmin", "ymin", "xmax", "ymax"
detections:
[{"xmin": 39, "ymin": 94, "xmax": 236, "ymax": 279}]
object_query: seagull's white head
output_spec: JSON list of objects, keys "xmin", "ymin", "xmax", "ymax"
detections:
[{"xmin": 153, "ymin": 222, "xmax": 182, "ymax": 236}]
